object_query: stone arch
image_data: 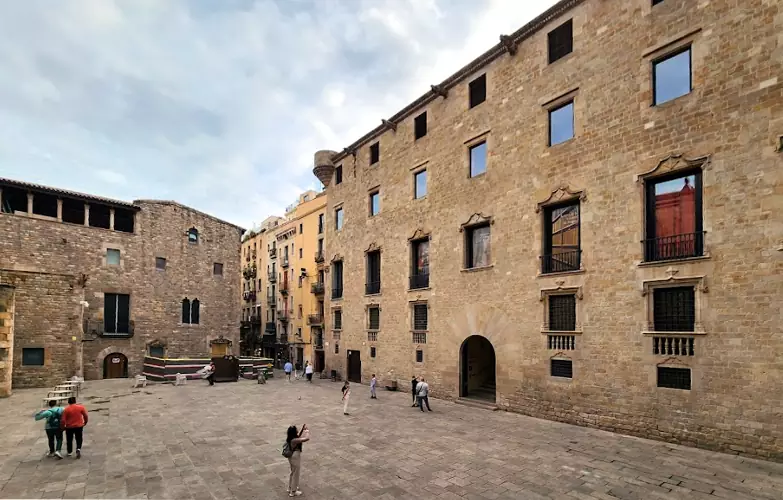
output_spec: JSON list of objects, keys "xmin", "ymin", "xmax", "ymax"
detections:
[{"xmin": 95, "ymin": 345, "xmax": 132, "ymax": 371}]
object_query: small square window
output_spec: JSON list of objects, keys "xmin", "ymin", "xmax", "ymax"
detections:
[
  {"xmin": 653, "ymin": 47, "xmax": 692, "ymax": 105},
  {"xmin": 369, "ymin": 191, "xmax": 380, "ymax": 216},
  {"xmin": 335, "ymin": 165, "xmax": 343, "ymax": 185},
  {"xmin": 414, "ymin": 112, "xmax": 427, "ymax": 140},
  {"xmin": 415, "ymin": 349, "xmax": 423, "ymax": 363},
  {"xmin": 469, "ymin": 74, "xmax": 486, "ymax": 108},
  {"xmin": 549, "ymin": 101, "xmax": 574, "ymax": 146},
  {"xmin": 369, "ymin": 142, "xmax": 380, "ymax": 165},
  {"xmin": 213, "ymin": 263, "xmax": 223, "ymax": 276},
  {"xmin": 469, "ymin": 142, "xmax": 487, "ymax": 177},
  {"xmin": 335, "ymin": 208, "xmax": 344, "ymax": 230},
  {"xmin": 465, "ymin": 223, "xmax": 491, "ymax": 269},
  {"xmin": 155, "ymin": 257, "xmax": 166, "ymax": 270},
  {"xmin": 22, "ymin": 347, "xmax": 44, "ymax": 366},
  {"xmin": 370, "ymin": 346, "xmax": 376, "ymax": 358},
  {"xmin": 107, "ymin": 248, "xmax": 121, "ymax": 266},
  {"xmin": 548, "ymin": 19, "xmax": 573, "ymax": 64},
  {"xmin": 414, "ymin": 170, "xmax": 427, "ymax": 199},
  {"xmin": 657, "ymin": 366, "xmax": 691, "ymax": 390},
  {"xmin": 550, "ymin": 359, "xmax": 573, "ymax": 378}
]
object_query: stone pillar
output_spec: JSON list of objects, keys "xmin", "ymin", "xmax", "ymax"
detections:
[
  {"xmin": 109, "ymin": 208, "xmax": 115, "ymax": 231},
  {"xmin": 56, "ymin": 199, "xmax": 63, "ymax": 222},
  {"xmin": 84, "ymin": 203, "xmax": 90, "ymax": 226},
  {"xmin": 26, "ymin": 193, "xmax": 33, "ymax": 214},
  {"xmin": 0, "ymin": 286, "xmax": 15, "ymax": 398}
]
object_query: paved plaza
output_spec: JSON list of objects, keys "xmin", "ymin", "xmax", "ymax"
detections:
[{"xmin": 0, "ymin": 376, "xmax": 781, "ymax": 500}]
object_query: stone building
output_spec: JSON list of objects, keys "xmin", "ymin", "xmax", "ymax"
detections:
[
  {"xmin": 312, "ymin": 0, "xmax": 783, "ymax": 459},
  {"xmin": 0, "ymin": 178, "xmax": 243, "ymax": 392}
]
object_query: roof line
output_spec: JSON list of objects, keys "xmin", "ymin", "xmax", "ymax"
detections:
[
  {"xmin": 0, "ymin": 177, "xmax": 140, "ymax": 209},
  {"xmin": 329, "ymin": 0, "xmax": 583, "ymax": 164},
  {"xmin": 133, "ymin": 200, "xmax": 245, "ymax": 232}
]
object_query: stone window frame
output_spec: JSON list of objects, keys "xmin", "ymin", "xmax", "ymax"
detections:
[
  {"xmin": 410, "ymin": 160, "xmax": 429, "ymax": 200},
  {"xmin": 540, "ymin": 87, "xmax": 579, "ymax": 148},
  {"xmin": 641, "ymin": 269, "xmax": 708, "ymax": 336},
  {"xmin": 187, "ymin": 227, "xmax": 199, "ymax": 244},
  {"xmin": 460, "ymin": 212, "xmax": 494, "ymax": 272},
  {"xmin": 465, "ymin": 130, "xmax": 490, "ymax": 179},
  {"xmin": 147, "ymin": 340, "xmax": 167, "ymax": 358},
  {"xmin": 366, "ymin": 303, "xmax": 381, "ymax": 332},
  {"xmin": 331, "ymin": 306, "xmax": 342, "ymax": 334},
  {"xmin": 368, "ymin": 186, "xmax": 381, "ymax": 217},
  {"xmin": 410, "ymin": 300, "xmax": 428, "ymax": 334},
  {"xmin": 180, "ymin": 297, "xmax": 202, "ymax": 327},
  {"xmin": 641, "ymin": 28, "xmax": 702, "ymax": 109},
  {"xmin": 21, "ymin": 346, "xmax": 46, "ymax": 367},
  {"xmin": 155, "ymin": 257, "xmax": 167, "ymax": 271},
  {"xmin": 535, "ymin": 185, "xmax": 586, "ymax": 276},
  {"xmin": 539, "ymin": 284, "xmax": 584, "ymax": 334},
  {"xmin": 549, "ymin": 356, "xmax": 574, "ymax": 380},
  {"xmin": 213, "ymin": 262, "xmax": 223, "ymax": 276},
  {"xmin": 334, "ymin": 203, "xmax": 344, "ymax": 232},
  {"xmin": 102, "ymin": 243, "xmax": 125, "ymax": 268},
  {"xmin": 364, "ymin": 242, "xmax": 382, "ymax": 296}
]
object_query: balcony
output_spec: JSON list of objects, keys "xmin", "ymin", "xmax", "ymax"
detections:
[
  {"xmin": 282, "ymin": 255, "xmax": 290, "ymax": 268},
  {"xmin": 266, "ymin": 294, "xmax": 275, "ymax": 306},
  {"xmin": 314, "ymin": 250, "xmax": 324, "ymax": 263},
  {"xmin": 540, "ymin": 250, "xmax": 581, "ymax": 274},
  {"xmin": 332, "ymin": 287, "xmax": 343, "ymax": 299},
  {"xmin": 409, "ymin": 273, "xmax": 429, "ymax": 289},
  {"xmin": 311, "ymin": 282, "xmax": 325, "ymax": 295},
  {"xmin": 280, "ymin": 282, "xmax": 289, "ymax": 295},
  {"xmin": 261, "ymin": 330, "xmax": 277, "ymax": 347},
  {"xmin": 269, "ymin": 246, "xmax": 277, "ymax": 258},
  {"xmin": 313, "ymin": 332, "xmax": 324, "ymax": 349},
  {"xmin": 643, "ymin": 232, "xmax": 704, "ymax": 262},
  {"xmin": 365, "ymin": 281, "xmax": 381, "ymax": 295},
  {"xmin": 307, "ymin": 314, "xmax": 323, "ymax": 326},
  {"xmin": 279, "ymin": 312, "xmax": 290, "ymax": 323},
  {"xmin": 268, "ymin": 272, "xmax": 276, "ymax": 283},
  {"xmin": 240, "ymin": 320, "xmax": 251, "ymax": 329},
  {"xmin": 250, "ymin": 315, "xmax": 261, "ymax": 325},
  {"xmin": 278, "ymin": 333, "xmax": 289, "ymax": 344},
  {"xmin": 242, "ymin": 291, "xmax": 257, "ymax": 302},
  {"xmin": 85, "ymin": 319, "xmax": 135, "ymax": 339},
  {"xmin": 242, "ymin": 265, "xmax": 257, "ymax": 280}
]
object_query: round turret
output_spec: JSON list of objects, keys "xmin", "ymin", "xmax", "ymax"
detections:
[{"xmin": 313, "ymin": 150, "xmax": 337, "ymax": 187}]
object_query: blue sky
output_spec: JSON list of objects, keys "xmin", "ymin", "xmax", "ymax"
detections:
[{"xmin": 0, "ymin": 0, "xmax": 557, "ymax": 229}]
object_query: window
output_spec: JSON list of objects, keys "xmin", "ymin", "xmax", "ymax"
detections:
[
  {"xmin": 652, "ymin": 0, "xmax": 664, "ymax": 4},
  {"xmin": 89, "ymin": 204, "xmax": 110, "ymax": 229},
  {"xmin": 333, "ymin": 309, "xmax": 342, "ymax": 330},
  {"xmin": 657, "ymin": 366, "xmax": 691, "ymax": 390},
  {"xmin": 332, "ymin": 261, "xmax": 343, "ymax": 299},
  {"xmin": 106, "ymin": 248, "xmax": 121, "ymax": 266},
  {"xmin": 368, "ymin": 306, "xmax": 380, "ymax": 330},
  {"xmin": 335, "ymin": 208, "xmax": 344, "ymax": 231},
  {"xmin": 413, "ymin": 303, "xmax": 428, "ymax": 331},
  {"xmin": 414, "ymin": 112, "xmax": 427, "ymax": 140},
  {"xmin": 187, "ymin": 227, "xmax": 199, "ymax": 243},
  {"xmin": 114, "ymin": 208, "xmax": 135, "ymax": 233},
  {"xmin": 299, "ymin": 223, "xmax": 303, "ymax": 234},
  {"xmin": 644, "ymin": 171, "xmax": 702, "ymax": 261},
  {"xmin": 213, "ymin": 263, "xmax": 223, "ymax": 276},
  {"xmin": 155, "ymin": 257, "xmax": 166, "ymax": 270},
  {"xmin": 369, "ymin": 142, "xmax": 380, "ymax": 165},
  {"xmin": 299, "ymin": 248, "xmax": 303, "ymax": 259},
  {"xmin": 465, "ymin": 223, "xmax": 491, "ymax": 269},
  {"xmin": 335, "ymin": 165, "xmax": 343, "ymax": 185},
  {"xmin": 318, "ymin": 214, "xmax": 324, "ymax": 233},
  {"xmin": 414, "ymin": 170, "xmax": 427, "ymax": 199},
  {"xmin": 298, "ymin": 305, "xmax": 303, "ymax": 318},
  {"xmin": 550, "ymin": 359, "xmax": 573, "ymax": 378},
  {"xmin": 366, "ymin": 250, "xmax": 381, "ymax": 294},
  {"xmin": 469, "ymin": 74, "xmax": 486, "ymax": 108},
  {"xmin": 549, "ymin": 101, "xmax": 574, "ymax": 146},
  {"xmin": 104, "ymin": 293, "xmax": 130, "ymax": 335},
  {"xmin": 32, "ymin": 193, "xmax": 57, "ymax": 217},
  {"xmin": 415, "ymin": 350, "xmax": 424, "ymax": 363},
  {"xmin": 542, "ymin": 201, "xmax": 580, "ymax": 273},
  {"xmin": 22, "ymin": 347, "xmax": 44, "ymax": 366},
  {"xmin": 369, "ymin": 191, "xmax": 380, "ymax": 216},
  {"xmin": 334, "ymin": 342, "xmax": 339, "ymax": 354},
  {"xmin": 61, "ymin": 198, "xmax": 85, "ymax": 224},
  {"xmin": 149, "ymin": 345, "xmax": 165, "ymax": 358},
  {"xmin": 370, "ymin": 347, "xmax": 376, "ymax": 358},
  {"xmin": 653, "ymin": 47, "xmax": 691, "ymax": 105},
  {"xmin": 410, "ymin": 238, "xmax": 430, "ymax": 289},
  {"xmin": 653, "ymin": 287, "xmax": 695, "ymax": 332},
  {"xmin": 469, "ymin": 142, "xmax": 487, "ymax": 177},
  {"xmin": 548, "ymin": 295, "xmax": 576, "ymax": 331},
  {"xmin": 181, "ymin": 297, "xmax": 200, "ymax": 325},
  {"xmin": 548, "ymin": 19, "xmax": 573, "ymax": 64}
]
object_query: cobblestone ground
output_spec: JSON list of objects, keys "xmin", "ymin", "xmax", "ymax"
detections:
[{"xmin": 0, "ymin": 375, "xmax": 782, "ymax": 500}]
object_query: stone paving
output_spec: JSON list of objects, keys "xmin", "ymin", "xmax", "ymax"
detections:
[{"xmin": 0, "ymin": 375, "xmax": 782, "ymax": 500}]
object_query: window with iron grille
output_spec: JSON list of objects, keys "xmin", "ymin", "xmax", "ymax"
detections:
[
  {"xmin": 469, "ymin": 74, "xmax": 486, "ymax": 108},
  {"xmin": 547, "ymin": 335, "xmax": 575, "ymax": 350},
  {"xmin": 414, "ymin": 112, "xmax": 427, "ymax": 140},
  {"xmin": 368, "ymin": 306, "xmax": 380, "ymax": 330},
  {"xmin": 548, "ymin": 294, "xmax": 576, "ymax": 331},
  {"xmin": 369, "ymin": 142, "xmax": 380, "ymax": 165},
  {"xmin": 366, "ymin": 251, "xmax": 381, "ymax": 294},
  {"xmin": 415, "ymin": 349, "xmax": 423, "ymax": 362},
  {"xmin": 548, "ymin": 19, "xmax": 573, "ymax": 64},
  {"xmin": 334, "ymin": 342, "xmax": 339, "ymax": 354},
  {"xmin": 413, "ymin": 303, "xmax": 427, "ymax": 331},
  {"xmin": 550, "ymin": 359, "xmax": 573, "ymax": 378},
  {"xmin": 368, "ymin": 332, "xmax": 378, "ymax": 342},
  {"xmin": 657, "ymin": 366, "xmax": 691, "ymax": 390},
  {"xmin": 644, "ymin": 170, "xmax": 702, "ymax": 261},
  {"xmin": 333, "ymin": 309, "xmax": 342, "ymax": 330},
  {"xmin": 413, "ymin": 332, "xmax": 427, "ymax": 344},
  {"xmin": 653, "ymin": 287, "xmax": 695, "ymax": 331},
  {"xmin": 653, "ymin": 337, "xmax": 694, "ymax": 356}
]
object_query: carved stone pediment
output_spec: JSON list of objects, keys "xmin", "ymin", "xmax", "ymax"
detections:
[
  {"xmin": 536, "ymin": 186, "xmax": 585, "ymax": 213},
  {"xmin": 459, "ymin": 213, "xmax": 493, "ymax": 232},
  {"xmin": 636, "ymin": 153, "xmax": 710, "ymax": 182},
  {"xmin": 408, "ymin": 228, "xmax": 430, "ymax": 241},
  {"xmin": 540, "ymin": 285, "xmax": 583, "ymax": 301},
  {"xmin": 640, "ymin": 275, "xmax": 708, "ymax": 296},
  {"xmin": 330, "ymin": 253, "xmax": 343, "ymax": 264},
  {"xmin": 365, "ymin": 242, "xmax": 381, "ymax": 253},
  {"xmin": 656, "ymin": 357, "xmax": 689, "ymax": 368},
  {"xmin": 147, "ymin": 339, "xmax": 166, "ymax": 348},
  {"xmin": 550, "ymin": 353, "xmax": 572, "ymax": 361},
  {"xmin": 209, "ymin": 335, "xmax": 232, "ymax": 346}
]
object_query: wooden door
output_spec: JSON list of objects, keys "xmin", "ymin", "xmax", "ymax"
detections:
[
  {"xmin": 104, "ymin": 353, "xmax": 127, "ymax": 379},
  {"xmin": 347, "ymin": 350, "xmax": 361, "ymax": 383},
  {"xmin": 315, "ymin": 351, "xmax": 325, "ymax": 373}
]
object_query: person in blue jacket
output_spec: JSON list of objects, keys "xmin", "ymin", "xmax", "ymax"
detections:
[{"xmin": 34, "ymin": 400, "xmax": 64, "ymax": 459}]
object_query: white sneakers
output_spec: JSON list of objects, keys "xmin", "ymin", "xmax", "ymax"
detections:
[{"xmin": 288, "ymin": 491, "xmax": 302, "ymax": 497}]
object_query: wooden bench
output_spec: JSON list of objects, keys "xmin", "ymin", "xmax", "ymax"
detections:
[{"xmin": 42, "ymin": 396, "xmax": 70, "ymax": 407}]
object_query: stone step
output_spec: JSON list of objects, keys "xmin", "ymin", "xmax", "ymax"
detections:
[{"xmin": 455, "ymin": 397, "xmax": 499, "ymax": 411}]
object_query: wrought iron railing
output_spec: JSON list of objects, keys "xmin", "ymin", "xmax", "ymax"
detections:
[
  {"xmin": 643, "ymin": 232, "xmax": 704, "ymax": 262},
  {"xmin": 409, "ymin": 273, "xmax": 429, "ymax": 289},
  {"xmin": 365, "ymin": 281, "xmax": 381, "ymax": 295},
  {"xmin": 332, "ymin": 287, "xmax": 343, "ymax": 299},
  {"xmin": 282, "ymin": 256, "xmax": 290, "ymax": 268},
  {"xmin": 311, "ymin": 282, "xmax": 325, "ymax": 295},
  {"xmin": 280, "ymin": 282, "xmax": 289, "ymax": 295},
  {"xmin": 314, "ymin": 251, "xmax": 324, "ymax": 263},
  {"xmin": 307, "ymin": 314, "xmax": 323, "ymax": 326},
  {"xmin": 540, "ymin": 250, "xmax": 581, "ymax": 274},
  {"xmin": 268, "ymin": 272, "xmax": 276, "ymax": 283}
]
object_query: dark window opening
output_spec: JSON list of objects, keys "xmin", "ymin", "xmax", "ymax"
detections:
[
  {"xmin": 548, "ymin": 294, "xmax": 576, "ymax": 331},
  {"xmin": 410, "ymin": 238, "xmax": 430, "ymax": 289},
  {"xmin": 548, "ymin": 19, "xmax": 573, "ymax": 64},
  {"xmin": 465, "ymin": 223, "xmax": 491, "ymax": 269},
  {"xmin": 90, "ymin": 204, "xmax": 111, "ymax": 229},
  {"xmin": 104, "ymin": 293, "xmax": 130, "ymax": 335},
  {"xmin": 414, "ymin": 112, "xmax": 427, "ymax": 140},
  {"xmin": 368, "ymin": 307, "xmax": 380, "ymax": 330},
  {"xmin": 548, "ymin": 100, "xmax": 574, "ymax": 146},
  {"xmin": 335, "ymin": 165, "xmax": 343, "ymax": 185},
  {"xmin": 1, "ymin": 186, "xmax": 28, "ymax": 213},
  {"xmin": 653, "ymin": 286, "xmax": 695, "ymax": 332},
  {"xmin": 551, "ymin": 359, "xmax": 573, "ymax": 378},
  {"xmin": 369, "ymin": 142, "xmax": 380, "ymax": 165},
  {"xmin": 370, "ymin": 347, "xmax": 376, "ymax": 358},
  {"xmin": 156, "ymin": 257, "xmax": 166, "ymax": 270},
  {"xmin": 644, "ymin": 170, "xmax": 703, "ymax": 261},
  {"xmin": 469, "ymin": 142, "xmax": 487, "ymax": 177},
  {"xmin": 213, "ymin": 263, "xmax": 223, "ymax": 276},
  {"xmin": 542, "ymin": 201, "xmax": 580, "ymax": 273},
  {"xmin": 652, "ymin": 0, "xmax": 664, "ymax": 4},
  {"xmin": 61, "ymin": 198, "xmax": 85, "ymax": 224},
  {"xmin": 149, "ymin": 346, "xmax": 165, "ymax": 357},
  {"xmin": 334, "ymin": 309, "xmax": 342, "ymax": 330},
  {"xmin": 413, "ymin": 303, "xmax": 428, "ymax": 331},
  {"xmin": 332, "ymin": 261, "xmax": 343, "ymax": 299},
  {"xmin": 114, "ymin": 208, "xmax": 134, "ymax": 233},
  {"xmin": 366, "ymin": 250, "xmax": 381, "ymax": 294},
  {"xmin": 469, "ymin": 74, "xmax": 486, "ymax": 108},
  {"xmin": 22, "ymin": 347, "xmax": 44, "ymax": 366},
  {"xmin": 653, "ymin": 47, "xmax": 692, "ymax": 105},
  {"xmin": 32, "ymin": 193, "xmax": 58, "ymax": 218},
  {"xmin": 415, "ymin": 350, "xmax": 423, "ymax": 363},
  {"xmin": 181, "ymin": 297, "xmax": 200, "ymax": 325},
  {"xmin": 657, "ymin": 366, "xmax": 691, "ymax": 390},
  {"xmin": 334, "ymin": 342, "xmax": 339, "ymax": 354},
  {"xmin": 187, "ymin": 227, "xmax": 199, "ymax": 243},
  {"xmin": 299, "ymin": 223, "xmax": 303, "ymax": 234}
]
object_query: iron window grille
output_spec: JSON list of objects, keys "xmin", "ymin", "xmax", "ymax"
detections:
[
  {"xmin": 469, "ymin": 74, "xmax": 486, "ymax": 108},
  {"xmin": 550, "ymin": 359, "xmax": 573, "ymax": 378},
  {"xmin": 653, "ymin": 286, "xmax": 695, "ymax": 332},
  {"xmin": 547, "ymin": 335, "xmax": 575, "ymax": 350},
  {"xmin": 548, "ymin": 294, "xmax": 576, "ymax": 331},
  {"xmin": 413, "ymin": 332, "xmax": 427, "ymax": 344},
  {"xmin": 657, "ymin": 366, "xmax": 691, "ymax": 390},
  {"xmin": 370, "ymin": 346, "xmax": 376, "ymax": 358},
  {"xmin": 333, "ymin": 310, "xmax": 342, "ymax": 330},
  {"xmin": 541, "ymin": 201, "xmax": 580, "ymax": 274},
  {"xmin": 368, "ymin": 332, "xmax": 378, "ymax": 342},
  {"xmin": 548, "ymin": 19, "xmax": 573, "ymax": 64},
  {"xmin": 413, "ymin": 304, "xmax": 428, "ymax": 331},
  {"xmin": 368, "ymin": 307, "xmax": 380, "ymax": 330},
  {"xmin": 653, "ymin": 337, "xmax": 694, "ymax": 356}
]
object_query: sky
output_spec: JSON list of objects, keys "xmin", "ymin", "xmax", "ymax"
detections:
[{"xmin": 0, "ymin": 0, "xmax": 558, "ymax": 230}]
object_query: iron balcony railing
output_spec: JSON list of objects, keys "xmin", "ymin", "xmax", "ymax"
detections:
[
  {"xmin": 643, "ymin": 232, "xmax": 704, "ymax": 262},
  {"xmin": 250, "ymin": 315, "xmax": 261, "ymax": 325},
  {"xmin": 269, "ymin": 246, "xmax": 276, "ymax": 258},
  {"xmin": 268, "ymin": 272, "xmax": 276, "ymax": 283},
  {"xmin": 307, "ymin": 314, "xmax": 323, "ymax": 326},
  {"xmin": 243, "ymin": 291, "xmax": 257, "ymax": 302},
  {"xmin": 540, "ymin": 250, "xmax": 581, "ymax": 274},
  {"xmin": 314, "ymin": 334, "xmax": 324, "ymax": 349},
  {"xmin": 409, "ymin": 273, "xmax": 429, "ymax": 289},
  {"xmin": 264, "ymin": 322, "xmax": 276, "ymax": 332},
  {"xmin": 311, "ymin": 282, "xmax": 325, "ymax": 295},
  {"xmin": 279, "ymin": 334, "xmax": 288, "ymax": 344},
  {"xmin": 279, "ymin": 312, "xmax": 290, "ymax": 323},
  {"xmin": 365, "ymin": 281, "xmax": 381, "ymax": 295},
  {"xmin": 280, "ymin": 282, "xmax": 289, "ymax": 295},
  {"xmin": 332, "ymin": 287, "xmax": 343, "ymax": 299},
  {"xmin": 282, "ymin": 255, "xmax": 290, "ymax": 268},
  {"xmin": 314, "ymin": 250, "xmax": 324, "ymax": 263}
]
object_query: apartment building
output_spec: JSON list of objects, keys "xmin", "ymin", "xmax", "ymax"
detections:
[
  {"xmin": 312, "ymin": 0, "xmax": 783, "ymax": 459},
  {"xmin": 0, "ymin": 178, "xmax": 243, "ymax": 393}
]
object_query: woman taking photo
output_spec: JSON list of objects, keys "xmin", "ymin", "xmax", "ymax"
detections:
[{"xmin": 284, "ymin": 424, "xmax": 310, "ymax": 497}]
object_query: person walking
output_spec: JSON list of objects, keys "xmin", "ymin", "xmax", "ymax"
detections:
[
  {"xmin": 416, "ymin": 378, "xmax": 432, "ymax": 412},
  {"xmin": 341, "ymin": 381, "xmax": 351, "ymax": 415},
  {"xmin": 284, "ymin": 360, "xmax": 293, "ymax": 382},
  {"xmin": 411, "ymin": 375, "xmax": 419, "ymax": 407},
  {"xmin": 305, "ymin": 361, "xmax": 313, "ymax": 383},
  {"xmin": 370, "ymin": 374, "xmax": 377, "ymax": 399},
  {"xmin": 284, "ymin": 424, "xmax": 310, "ymax": 497},
  {"xmin": 34, "ymin": 400, "xmax": 63, "ymax": 459},
  {"xmin": 61, "ymin": 397, "xmax": 88, "ymax": 458}
]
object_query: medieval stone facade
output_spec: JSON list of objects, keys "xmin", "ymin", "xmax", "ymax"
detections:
[
  {"xmin": 312, "ymin": 0, "xmax": 783, "ymax": 459},
  {"xmin": 0, "ymin": 178, "xmax": 243, "ymax": 391}
]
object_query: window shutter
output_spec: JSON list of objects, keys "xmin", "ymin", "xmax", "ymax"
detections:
[
  {"xmin": 104, "ymin": 293, "xmax": 117, "ymax": 333},
  {"xmin": 116, "ymin": 294, "xmax": 130, "ymax": 333}
]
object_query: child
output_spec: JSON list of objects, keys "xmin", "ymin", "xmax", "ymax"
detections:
[
  {"xmin": 370, "ymin": 374, "xmax": 377, "ymax": 399},
  {"xmin": 34, "ymin": 400, "xmax": 63, "ymax": 459}
]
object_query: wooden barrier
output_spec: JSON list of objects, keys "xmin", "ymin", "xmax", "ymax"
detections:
[{"xmin": 143, "ymin": 356, "xmax": 273, "ymax": 382}]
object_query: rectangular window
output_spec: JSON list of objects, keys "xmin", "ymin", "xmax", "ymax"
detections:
[
  {"xmin": 550, "ymin": 359, "xmax": 573, "ymax": 378},
  {"xmin": 369, "ymin": 191, "xmax": 380, "ymax": 216},
  {"xmin": 318, "ymin": 214, "xmax": 324, "ymax": 233},
  {"xmin": 465, "ymin": 223, "xmax": 491, "ymax": 269},
  {"xmin": 548, "ymin": 100, "xmax": 574, "ymax": 146},
  {"xmin": 644, "ymin": 171, "xmax": 702, "ymax": 261},
  {"xmin": 368, "ymin": 306, "xmax": 380, "ymax": 330},
  {"xmin": 413, "ymin": 332, "xmax": 427, "ymax": 344},
  {"xmin": 370, "ymin": 346, "xmax": 376, "ymax": 358},
  {"xmin": 213, "ymin": 263, "xmax": 223, "ymax": 276},
  {"xmin": 155, "ymin": 257, "xmax": 166, "ymax": 270},
  {"xmin": 548, "ymin": 19, "xmax": 573, "ymax": 64},
  {"xmin": 653, "ymin": 47, "xmax": 691, "ymax": 105},
  {"xmin": 410, "ymin": 238, "xmax": 430, "ymax": 289},
  {"xmin": 335, "ymin": 165, "xmax": 343, "ymax": 185},
  {"xmin": 369, "ymin": 142, "xmax": 380, "ymax": 165},
  {"xmin": 61, "ymin": 198, "xmax": 85, "ymax": 224},
  {"xmin": 106, "ymin": 248, "xmax": 121, "ymax": 266},
  {"xmin": 104, "ymin": 293, "xmax": 130, "ymax": 334},
  {"xmin": 469, "ymin": 74, "xmax": 486, "ymax": 108},
  {"xmin": 335, "ymin": 207, "xmax": 344, "ymax": 230},
  {"xmin": 366, "ymin": 250, "xmax": 381, "ymax": 294},
  {"xmin": 657, "ymin": 366, "xmax": 691, "ymax": 390},
  {"xmin": 548, "ymin": 295, "xmax": 576, "ymax": 331},
  {"xmin": 414, "ymin": 170, "xmax": 427, "ymax": 199},
  {"xmin": 653, "ymin": 286, "xmax": 695, "ymax": 332},
  {"xmin": 542, "ymin": 201, "xmax": 580, "ymax": 273},
  {"xmin": 299, "ymin": 223, "xmax": 303, "ymax": 234},
  {"xmin": 332, "ymin": 261, "xmax": 343, "ymax": 299},
  {"xmin": 413, "ymin": 303, "xmax": 428, "ymax": 331},
  {"xmin": 415, "ymin": 349, "xmax": 424, "ymax": 363},
  {"xmin": 414, "ymin": 111, "xmax": 427, "ymax": 140},
  {"xmin": 149, "ymin": 346, "xmax": 165, "ymax": 358},
  {"xmin": 22, "ymin": 347, "xmax": 44, "ymax": 366},
  {"xmin": 469, "ymin": 142, "xmax": 487, "ymax": 177},
  {"xmin": 333, "ymin": 309, "xmax": 342, "ymax": 330}
]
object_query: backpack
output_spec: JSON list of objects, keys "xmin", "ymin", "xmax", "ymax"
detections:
[
  {"xmin": 282, "ymin": 441, "xmax": 293, "ymax": 458},
  {"xmin": 47, "ymin": 408, "xmax": 62, "ymax": 429}
]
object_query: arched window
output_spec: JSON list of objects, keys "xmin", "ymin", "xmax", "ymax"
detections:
[
  {"xmin": 191, "ymin": 299, "xmax": 200, "ymax": 324},
  {"xmin": 181, "ymin": 298, "xmax": 190, "ymax": 323},
  {"xmin": 187, "ymin": 227, "xmax": 199, "ymax": 243}
]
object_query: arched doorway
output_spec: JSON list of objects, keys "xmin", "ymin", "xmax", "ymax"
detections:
[
  {"xmin": 103, "ymin": 353, "xmax": 128, "ymax": 379},
  {"xmin": 460, "ymin": 335, "xmax": 496, "ymax": 402}
]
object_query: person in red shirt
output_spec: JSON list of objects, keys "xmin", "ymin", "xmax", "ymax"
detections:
[{"xmin": 60, "ymin": 397, "xmax": 88, "ymax": 458}]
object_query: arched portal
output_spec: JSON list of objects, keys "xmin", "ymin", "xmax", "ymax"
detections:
[
  {"xmin": 459, "ymin": 335, "xmax": 496, "ymax": 402},
  {"xmin": 103, "ymin": 353, "xmax": 128, "ymax": 379}
]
